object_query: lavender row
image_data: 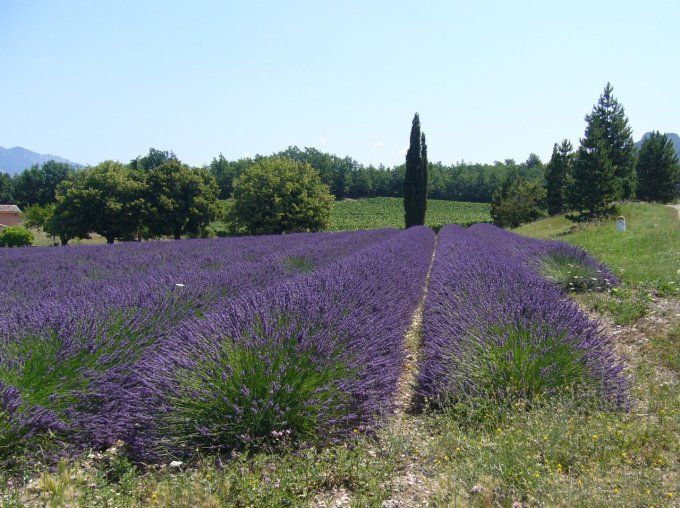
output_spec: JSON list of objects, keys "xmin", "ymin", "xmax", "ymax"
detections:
[
  {"xmin": 0, "ymin": 229, "xmax": 402, "ymax": 454},
  {"xmin": 0, "ymin": 229, "xmax": 397, "ymax": 344},
  {"xmin": 81, "ymin": 226, "xmax": 435, "ymax": 459},
  {"xmin": 416, "ymin": 224, "xmax": 628, "ymax": 407}
]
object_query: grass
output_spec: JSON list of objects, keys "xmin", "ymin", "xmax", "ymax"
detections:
[
  {"xmin": 515, "ymin": 203, "xmax": 680, "ymax": 289},
  {"xmin": 329, "ymin": 197, "xmax": 490, "ymax": 231},
  {"xmin": 517, "ymin": 203, "xmax": 680, "ymax": 324}
]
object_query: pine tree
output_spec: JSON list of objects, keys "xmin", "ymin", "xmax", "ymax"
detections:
[
  {"xmin": 568, "ymin": 126, "xmax": 618, "ymax": 219},
  {"xmin": 546, "ymin": 139, "xmax": 573, "ymax": 215},
  {"xmin": 636, "ymin": 131, "xmax": 680, "ymax": 203},
  {"xmin": 583, "ymin": 83, "xmax": 637, "ymax": 199},
  {"xmin": 404, "ymin": 113, "xmax": 427, "ymax": 227}
]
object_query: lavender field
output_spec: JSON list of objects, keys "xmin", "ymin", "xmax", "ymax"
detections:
[{"xmin": 0, "ymin": 225, "xmax": 628, "ymax": 469}]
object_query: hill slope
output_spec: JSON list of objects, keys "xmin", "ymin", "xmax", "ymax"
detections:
[{"xmin": 0, "ymin": 146, "xmax": 82, "ymax": 174}]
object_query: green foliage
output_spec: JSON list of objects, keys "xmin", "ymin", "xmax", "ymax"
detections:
[
  {"xmin": 128, "ymin": 148, "xmax": 177, "ymax": 171},
  {"xmin": 162, "ymin": 335, "xmax": 351, "ymax": 456},
  {"xmin": 230, "ymin": 158, "xmax": 333, "ymax": 235},
  {"xmin": 208, "ymin": 154, "xmax": 254, "ymax": 199},
  {"xmin": 51, "ymin": 161, "xmax": 146, "ymax": 244},
  {"xmin": 207, "ymin": 145, "xmax": 545, "ymax": 204},
  {"xmin": 328, "ymin": 197, "xmax": 491, "ymax": 231},
  {"xmin": 275, "ymin": 146, "xmax": 358, "ymax": 200},
  {"xmin": 11, "ymin": 161, "xmax": 74, "ymax": 208},
  {"xmin": 404, "ymin": 113, "xmax": 428, "ymax": 227},
  {"xmin": 491, "ymin": 170, "xmax": 546, "ymax": 228},
  {"xmin": 567, "ymin": 83, "xmax": 636, "ymax": 222},
  {"xmin": 584, "ymin": 82, "xmax": 637, "ymax": 200},
  {"xmin": 144, "ymin": 160, "xmax": 220, "ymax": 239},
  {"xmin": 0, "ymin": 226, "xmax": 33, "ymax": 247},
  {"xmin": 0, "ymin": 172, "xmax": 13, "ymax": 203},
  {"xmin": 22, "ymin": 203, "xmax": 55, "ymax": 231},
  {"xmin": 546, "ymin": 140, "xmax": 573, "ymax": 215},
  {"xmin": 636, "ymin": 131, "xmax": 680, "ymax": 203},
  {"xmin": 568, "ymin": 128, "xmax": 619, "ymax": 220}
]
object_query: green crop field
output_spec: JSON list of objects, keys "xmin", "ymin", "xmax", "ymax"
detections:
[{"xmin": 329, "ymin": 197, "xmax": 491, "ymax": 231}]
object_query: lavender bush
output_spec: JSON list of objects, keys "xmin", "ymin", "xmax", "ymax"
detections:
[
  {"xmin": 416, "ymin": 224, "xmax": 628, "ymax": 409},
  {"xmin": 88, "ymin": 226, "xmax": 435, "ymax": 459},
  {"xmin": 0, "ymin": 229, "xmax": 410, "ymax": 457}
]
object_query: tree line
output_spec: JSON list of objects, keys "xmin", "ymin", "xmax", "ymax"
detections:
[
  {"xmin": 17, "ymin": 151, "xmax": 220, "ymax": 245},
  {"xmin": 491, "ymin": 83, "xmax": 680, "ymax": 227},
  {"xmin": 1, "ymin": 149, "xmax": 545, "ymax": 215}
]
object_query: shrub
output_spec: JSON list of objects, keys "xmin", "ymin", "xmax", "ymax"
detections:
[
  {"xmin": 161, "ymin": 331, "xmax": 353, "ymax": 453},
  {"xmin": 491, "ymin": 179, "xmax": 546, "ymax": 228},
  {"xmin": 0, "ymin": 226, "xmax": 33, "ymax": 247},
  {"xmin": 416, "ymin": 224, "xmax": 628, "ymax": 409},
  {"xmin": 540, "ymin": 253, "xmax": 610, "ymax": 292},
  {"xmin": 230, "ymin": 158, "xmax": 334, "ymax": 235}
]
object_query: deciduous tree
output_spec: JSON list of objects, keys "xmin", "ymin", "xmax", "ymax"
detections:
[
  {"xmin": 230, "ymin": 158, "xmax": 333, "ymax": 235},
  {"xmin": 145, "ymin": 160, "xmax": 220, "ymax": 239}
]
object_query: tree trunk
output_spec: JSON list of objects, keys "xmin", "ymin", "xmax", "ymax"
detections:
[{"xmin": 106, "ymin": 237, "xmax": 115, "ymax": 244}]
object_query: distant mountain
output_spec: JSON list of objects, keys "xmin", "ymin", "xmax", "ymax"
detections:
[
  {"xmin": 635, "ymin": 132, "xmax": 680, "ymax": 158},
  {"xmin": 0, "ymin": 146, "xmax": 83, "ymax": 175}
]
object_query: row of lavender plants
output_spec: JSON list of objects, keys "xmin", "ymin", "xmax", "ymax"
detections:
[
  {"xmin": 0, "ymin": 227, "xmax": 435, "ymax": 461},
  {"xmin": 416, "ymin": 224, "xmax": 628, "ymax": 408}
]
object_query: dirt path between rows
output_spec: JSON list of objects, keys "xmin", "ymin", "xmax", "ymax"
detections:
[{"xmin": 314, "ymin": 239, "xmax": 439, "ymax": 508}]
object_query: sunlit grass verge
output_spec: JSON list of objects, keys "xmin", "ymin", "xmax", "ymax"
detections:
[
  {"xmin": 0, "ymin": 436, "xmax": 400, "ymax": 507},
  {"xmin": 157, "ymin": 336, "xmax": 354, "ymax": 457},
  {"xmin": 427, "ymin": 334, "xmax": 679, "ymax": 507},
  {"xmin": 578, "ymin": 286, "xmax": 654, "ymax": 325}
]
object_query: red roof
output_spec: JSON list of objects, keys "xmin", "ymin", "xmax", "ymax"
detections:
[{"xmin": 0, "ymin": 204, "xmax": 21, "ymax": 213}]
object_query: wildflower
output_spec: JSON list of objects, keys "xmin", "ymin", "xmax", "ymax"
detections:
[{"xmin": 592, "ymin": 434, "xmax": 598, "ymax": 441}]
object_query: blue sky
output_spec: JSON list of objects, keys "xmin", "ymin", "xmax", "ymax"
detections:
[{"xmin": 1, "ymin": 0, "xmax": 678, "ymax": 167}]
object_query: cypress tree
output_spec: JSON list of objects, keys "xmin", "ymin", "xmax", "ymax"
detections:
[
  {"xmin": 583, "ymin": 83, "xmax": 637, "ymax": 199},
  {"xmin": 404, "ymin": 113, "xmax": 427, "ymax": 227},
  {"xmin": 568, "ymin": 126, "xmax": 618, "ymax": 219},
  {"xmin": 546, "ymin": 139, "xmax": 573, "ymax": 215},
  {"xmin": 636, "ymin": 131, "xmax": 680, "ymax": 203},
  {"xmin": 417, "ymin": 132, "xmax": 428, "ymax": 225}
]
